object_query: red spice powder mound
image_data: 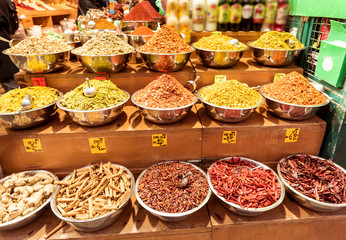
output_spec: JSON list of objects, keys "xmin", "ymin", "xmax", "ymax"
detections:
[
  {"xmin": 130, "ymin": 26, "xmax": 154, "ymax": 35},
  {"xmin": 122, "ymin": 4, "xmax": 155, "ymax": 22},
  {"xmin": 140, "ymin": 1, "xmax": 163, "ymax": 18}
]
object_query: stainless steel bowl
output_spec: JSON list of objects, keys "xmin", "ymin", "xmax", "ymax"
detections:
[
  {"xmin": 136, "ymin": 48, "xmax": 194, "ymax": 72},
  {"xmin": 197, "ymin": 86, "xmax": 264, "ymax": 123},
  {"xmin": 3, "ymin": 48, "xmax": 73, "ymax": 73},
  {"xmin": 131, "ymin": 91, "xmax": 198, "ymax": 124},
  {"xmin": 135, "ymin": 161, "xmax": 211, "ymax": 222},
  {"xmin": 207, "ymin": 157, "xmax": 285, "ymax": 216},
  {"xmin": 125, "ymin": 31, "xmax": 153, "ymax": 63},
  {"xmin": 259, "ymin": 85, "xmax": 330, "ymax": 120},
  {"xmin": 277, "ymin": 154, "xmax": 346, "ymax": 212},
  {"xmin": 247, "ymin": 41, "xmax": 305, "ymax": 67},
  {"xmin": 192, "ymin": 43, "xmax": 248, "ymax": 68},
  {"xmin": 0, "ymin": 170, "xmax": 58, "ymax": 231},
  {"xmin": 121, "ymin": 21, "xmax": 158, "ymax": 32},
  {"xmin": 0, "ymin": 91, "xmax": 62, "ymax": 129},
  {"xmin": 50, "ymin": 164, "xmax": 135, "ymax": 232},
  {"xmin": 57, "ymin": 91, "xmax": 130, "ymax": 127}
]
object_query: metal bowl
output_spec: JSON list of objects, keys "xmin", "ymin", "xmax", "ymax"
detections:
[
  {"xmin": 0, "ymin": 170, "xmax": 58, "ymax": 231},
  {"xmin": 277, "ymin": 154, "xmax": 346, "ymax": 212},
  {"xmin": 192, "ymin": 43, "xmax": 248, "ymax": 68},
  {"xmin": 0, "ymin": 91, "xmax": 62, "ymax": 129},
  {"xmin": 121, "ymin": 21, "xmax": 158, "ymax": 32},
  {"xmin": 131, "ymin": 91, "xmax": 198, "ymax": 124},
  {"xmin": 247, "ymin": 41, "xmax": 305, "ymax": 67},
  {"xmin": 197, "ymin": 86, "xmax": 264, "ymax": 123},
  {"xmin": 135, "ymin": 161, "xmax": 211, "ymax": 222},
  {"xmin": 259, "ymin": 85, "xmax": 330, "ymax": 120},
  {"xmin": 2, "ymin": 48, "xmax": 73, "ymax": 73},
  {"xmin": 50, "ymin": 164, "xmax": 135, "ymax": 232},
  {"xmin": 207, "ymin": 157, "xmax": 285, "ymax": 216},
  {"xmin": 57, "ymin": 91, "xmax": 130, "ymax": 127},
  {"xmin": 136, "ymin": 48, "xmax": 194, "ymax": 72},
  {"xmin": 125, "ymin": 31, "xmax": 153, "ymax": 63}
]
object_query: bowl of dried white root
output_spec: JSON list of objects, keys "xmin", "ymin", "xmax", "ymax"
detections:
[{"xmin": 50, "ymin": 162, "xmax": 135, "ymax": 232}]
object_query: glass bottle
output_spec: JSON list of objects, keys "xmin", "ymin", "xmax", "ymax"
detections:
[
  {"xmin": 241, "ymin": 0, "xmax": 254, "ymax": 31},
  {"xmin": 262, "ymin": 0, "xmax": 277, "ymax": 31},
  {"xmin": 230, "ymin": 0, "xmax": 242, "ymax": 31},
  {"xmin": 252, "ymin": 0, "xmax": 265, "ymax": 31},
  {"xmin": 206, "ymin": 0, "xmax": 219, "ymax": 31},
  {"xmin": 217, "ymin": 0, "xmax": 230, "ymax": 31},
  {"xmin": 274, "ymin": 0, "xmax": 289, "ymax": 31},
  {"xmin": 192, "ymin": 0, "xmax": 206, "ymax": 32}
]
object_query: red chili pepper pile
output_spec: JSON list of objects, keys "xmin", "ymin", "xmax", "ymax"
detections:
[
  {"xmin": 208, "ymin": 157, "xmax": 282, "ymax": 208},
  {"xmin": 280, "ymin": 155, "xmax": 346, "ymax": 204}
]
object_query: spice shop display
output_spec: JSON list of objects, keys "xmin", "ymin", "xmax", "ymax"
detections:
[
  {"xmin": 121, "ymin": 3, "xmax": 157, "ymax": 32},
  {"xmin": 51, "ymin": 162, "xmax": 135, "ymax": 231},
  {"xmin": 197, "ymin": 80, "xmax": 263, "ymax": 122},
  {"xmin": 208, "ymin": 157, "xmax": 285, "ymax": 216},
  {"xmin": 139, "ymin": 1, "xmax": 163, "ymax": 20},
  {"xmin": 259, "ymin": 72, "xmax": 329, "ymax": 120},
  {"xmin": 136, "ymin": 161, "xmax": 211, "ymax": 221},
  {"xmin": 278, "ymin": 154, "xmax": 346, "ymax": 212},
  {"xmin": 94, "ymin": 19, "xmax": 117, "ymax": 30},
  {"xmin": 130, "ymin": 26, "xmax": 154, "ymax": 36}
]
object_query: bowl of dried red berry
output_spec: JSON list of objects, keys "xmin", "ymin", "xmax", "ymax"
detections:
[
  {"xmin": 207, "ymin": 156, "xmax": 285, "ymax": 216},
  {"xmin": 277, "ymin": 154, "xmax": 346, "ymax": 212}
]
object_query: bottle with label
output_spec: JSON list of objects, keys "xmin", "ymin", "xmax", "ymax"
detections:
[
  {"xmin": 167, "ymin": 0, "xmax": 179, "ymax": 18},
  {"xmin": 192, "ymin": 0, "xmax": 205, "ymax": 32},
  {"xmin": 274, "ymin": 0, "xmax": 289, "ymax": 31},
  {"xmin": 166, "ymin": 0, "xmax": 179, "ymax": 33},
  {"xmin": 229, "ymin": 0, "xmax": 242, "ymax": 31},
  {"xmin": 261, "ymin": 0, "xmax": 277, "ymax": 31},
  {"xmin": 179, "ymin": 8, "xmax": 191, "ymax": 43},
  {"xmin": 217, "ymin": 0, "xmax": 230, "ymax": 31},
  {"xmin": 252, "ymin": 0, "xmax": 265, "ymax": 31},
  {"xmin": 206, "ymin": 0, "xmax": 219, "ymax": 31},
  {"xmin": 241, "ymin": 0, "xmax": 254, "ymax": 31},
  {"xmin": 178, "ymin": 0, "xmax": 189, "ymax": 19}
]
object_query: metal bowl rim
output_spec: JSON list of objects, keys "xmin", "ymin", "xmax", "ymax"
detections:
[
  {"xmin": 247, "ymin": 41, "xmax": 306, "ymax": 52},
  {"xmin": 50, "ymin": 163, "xmax": 135, "ymax": 223},
  {"xmin": 135, "ymin": 161, "xmax": 212, "ymax": 218},
  {"xmin": 122, "ymin": 20, "xmax": 156, "ymax": 23},
  {"xmin": 196, "ymin": 85, "xmax": 264, "ymax": 110},
  {"xmin": 259, "ymin": 84, "xmax": 330, "ymax": 108},
  {"xmin": 0, "ymin": 170, "xmax": 59, "ymax": 229},
  {"xmin": 71, "ymin": 48, "xmax": 133, "ymax": 57},
  {"xmin": 2, "ymin": 47, "xmax": 74, "ymax": 57},
  {"xmin": 191, "ymin": 43, "xmax": 249, "ymax": 53},
  {"xmin": 56, "ymin": 90, "xmax": 130, "ymax": 113},
  {"xmin": 131, "ymin": 90, "xmax": 198, "ymax": 111},
  {"xmin": 277, "ymin": 154, "xmax": 346, "ymax": 208},
  {"xmin": 207, "ymin": 156, "xmax": 286, "ymax": 212},
  {"xmin": 136, "ymin": 48, "xmax": 195, "ymax": 56}
]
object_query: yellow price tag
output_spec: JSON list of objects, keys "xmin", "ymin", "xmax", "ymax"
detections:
[
  {"xmin": 285, "ymin": 128, "xmax": 300, "ymax": 142},
  {"xmin": 215, "ymin": 75, "xmax": 227, "ymax": 83},
  {"xmin": 152, "ymin": 134, "xmax": 167, "ymax": 147},
  {"xmin": 23, "ymin": 138, "xmax": 42, "ymax": 152},
  {"xmin": 273, "ymin": 73, "xmax": 286, "ymax": 82},
  {"xmin": 211, "ymin": 31, "xmax": 222, "ymax": 36},
  {"xmin": 89, "ymin": 137, "xmax": 107, "ymax": 153},
  {"xmin": 222, "ymin": 131, "xmax": 237, "ymax": 144}
]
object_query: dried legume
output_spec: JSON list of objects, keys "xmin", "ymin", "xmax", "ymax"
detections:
[
  {"xmin": 138, "ymin": 162, "xmax": 209, "ymax": 213},
  {"xmin": 194, "ymin": 35, "xmax": 247, "ymax": 51},
  {"xmin": 251, "ymin": 31, "xmax": 304, "ymax": 50},
  {"xmin": 280, "ymin": 155, "xmax": 346, "ymax": 204},
  {"xmin": 7, "ymin": 37, "xmax": 71, "ymax": 54},
  {"xmin": 261, "ymin": 71, "xmax": 327, "ymax": 105},
  {"xmin": 199, "ymin": 80, "xmax": 262, "ymax": 108}
]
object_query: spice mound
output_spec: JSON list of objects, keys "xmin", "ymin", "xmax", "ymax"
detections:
[
  {"xmin": 0, "ymin": 86, "xmax": 60, "ymax": 113},
  {"xmin": 122, "ymin": 3, "xmax": 155, "ymax": 22},
  {"xmin": 194, "ymin": 35, "xmax": 247, "ymax": 51},
  {"xmin": 138, "ymin": 25, "xmax": 193, "ymax": 53},
  {"xmin": 280, "ymin": 155, "xmax": 346, "ymax": 204},
  {"xmin": 60, "ymin": 79, "xmax": 128, "ymax": 110},
  {"xmin": 140, "ymin": 1, "xmax": 163, "ymax": 18},
  {"xmin": 73, "ymin": 31, "xmax": 134, "ymax": 55},
  {"xmin": 209, "ymin": 157, "xmax": 282, "ymax": 208},
  {"xmin": 137, "ymin": 162, "xmax": 209, "ymax": 213},
  {"xmin": 134, "ymin": 74, "xmax": 196, "ymax": 108},
  {"xmin": 7, "ymin": 37, "xmax": 71, "ymax": 55},
  {"xmin": 94, "ymin": 19, "xmax": 117, "ymax": 30},
  {"xmin": 261, "ymin": 71, "xmax": 328, "ymax": 105},
  {"xmin": 251, "ymin": 31, "xmax": 304, "ymax": 50},
  {"xmin": 130, "ymin": 26, "xmax": 154, "ymax": 36},
  {"xmin": 54, "ymin": 162, "xmax": 132, "ymax": 220},
  {"xmin": 0, "ymin": 171, "xmax": 55, "ymax": 224},
  {"xmin": 199, "ymin": 80, "xmax": 262, "ymax": 108}
]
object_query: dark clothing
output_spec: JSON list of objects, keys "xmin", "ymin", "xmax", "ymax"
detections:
[{"xmin": 78, "ymin": 0, "xmax": 109, "ymax": 15}]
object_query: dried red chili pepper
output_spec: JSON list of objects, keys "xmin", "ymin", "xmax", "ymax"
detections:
[
  {"xmin": 208, "ymin": 157, "xmax": 282, "ymax": 208},
  {"xmin": 280, "ymin": 155, "xmax": 346, "ymax": 204}
]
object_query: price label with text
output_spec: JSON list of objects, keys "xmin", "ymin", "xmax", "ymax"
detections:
[
  {"xmin": 273, "ymin": 73, "xmax": 286, "ymax": 82},
  {"xmin": 89, "ymin": 137, "xmax": 107, "ymax": 153},
  {"xmin": 23, "ymin": 138, "xmax": 42, "ymax": 152},
  {"xmin": 214, "ymin": 75, "xmax": 227, "ymax": 83},
  {"xmin": 94, "ymin": 76, "xmax": 107, "ymax": 80},
  {"xmin": 152, "ymin": 134, "xmax": 167, "ymax": 147},
  {"xmin": 222, "ymin": 131, "xmax": 237, "ymax": 144},
  {"xmin": 32, "ymin": 77, "xmax": 46, "ymax": 86},
  {"xmin": 285, "ymin": 128, "xmax": 300, "ymax": 142},
  {"xmin": 211, "ymin": 31, "xmax": 222, "ymax": 36}
]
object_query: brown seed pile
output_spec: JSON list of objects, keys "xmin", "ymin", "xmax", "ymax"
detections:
[
  {"xmin": 138, "ymin": 25, "xmax": 193, "ymax": 53},
  {"xmin": 134, "ymin": 74, "xmax": 196, "ymax": 108},
  {"xmin": 137, "ymin": 162, "xmax": 209, "ymax": 213},
  {"xmin": 261, "ymin": 71, "xmax": 328, "ymax": 105}
]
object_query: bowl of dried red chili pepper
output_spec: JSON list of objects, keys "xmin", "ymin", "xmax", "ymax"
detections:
[
  {"xmin": 135, "ymin": 161, "xmax": 211, "ymax": 222},
  {"xmin": 207, "ymin": 157, "xmax": 285, "ymax": 216},
  {"xmin": 278, "ymin": 154, "xmax": 346, "ymax": 212}
]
